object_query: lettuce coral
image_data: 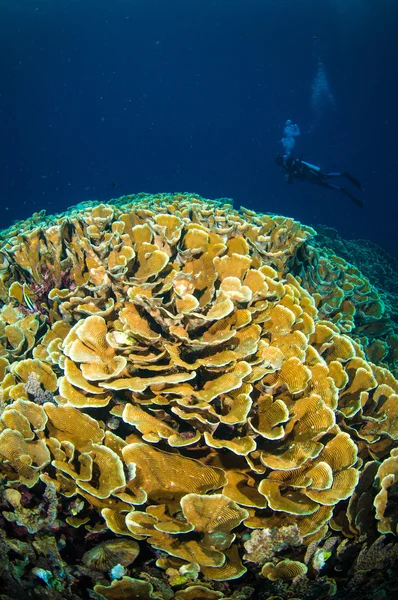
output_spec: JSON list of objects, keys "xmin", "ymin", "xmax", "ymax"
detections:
[{"xmin": 0, "ymin": 193, "xmax": 397, "ymax": 600}]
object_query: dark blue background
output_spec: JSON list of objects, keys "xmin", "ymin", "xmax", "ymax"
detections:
[{"xmin": 1, "ymin": 0, "xmax": 397, "ymax": 259}]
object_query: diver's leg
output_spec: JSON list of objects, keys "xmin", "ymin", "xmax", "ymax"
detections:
[
  {"xmin": 340, "ymin": 172, "xmax": 362, "ymax": 189},
  {"xmin": 313, "ymin": 179, "xmax": 342, "ymax": 190},
  {"xmin": 313, "ymin": 180, "xmax": 364, "ymax": 208},
  {"xmin": 318, "ymin": 171, "xmax": 344, "ymax": 181},
  {"xmin": 324, "ymin": 171, "xmax": 362, "ymax": 189},
  {"xmin": 340, "ymin": 187, "xmax": 364, "ymax": 207}
]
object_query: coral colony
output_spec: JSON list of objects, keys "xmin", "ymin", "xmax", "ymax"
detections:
[{"xmin": 0, "ymin": 194, "xmax": 397, "ymax": 599}]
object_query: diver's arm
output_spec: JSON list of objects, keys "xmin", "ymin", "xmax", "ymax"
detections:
[{"xmin": 285, "ymin": 172, "xmax": 294, "ymax": 184}]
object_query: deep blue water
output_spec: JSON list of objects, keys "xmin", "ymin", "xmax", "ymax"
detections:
[{"xmin": 1, "ymin": 0, "xmax": 397, "ymax": 260}]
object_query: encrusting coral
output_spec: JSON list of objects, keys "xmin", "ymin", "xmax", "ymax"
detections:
[{"xmin": 0, "ymin": 193, "xmax": 397, "ymax": 600}]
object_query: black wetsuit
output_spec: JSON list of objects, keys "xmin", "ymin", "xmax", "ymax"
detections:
[{"xmin": 278, "ymin": 155, "xmax": 363, "ymax": 208}]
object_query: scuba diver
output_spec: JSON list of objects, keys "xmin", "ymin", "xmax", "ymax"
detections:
[{"xmin": 276, "ymin": 154, "xmax": 364, "ymax": 208}]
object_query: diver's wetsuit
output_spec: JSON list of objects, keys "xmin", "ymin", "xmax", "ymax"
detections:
[{"xmin": 277, "ymin": 155, "xmax": 364, "ymax": 207}]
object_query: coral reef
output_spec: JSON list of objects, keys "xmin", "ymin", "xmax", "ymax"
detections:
[
  {"xmin": 301, "ymin": 224, "xmax": 398, "ymax": 376},
  {"xmin": 0, "ymin": 193, "xmax": 397, "ymax": 599}
]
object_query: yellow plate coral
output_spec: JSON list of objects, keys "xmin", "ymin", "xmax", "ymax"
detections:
[{"xmin": 0, "ymin": 193, "xmax": 397, "ymax": 599}]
